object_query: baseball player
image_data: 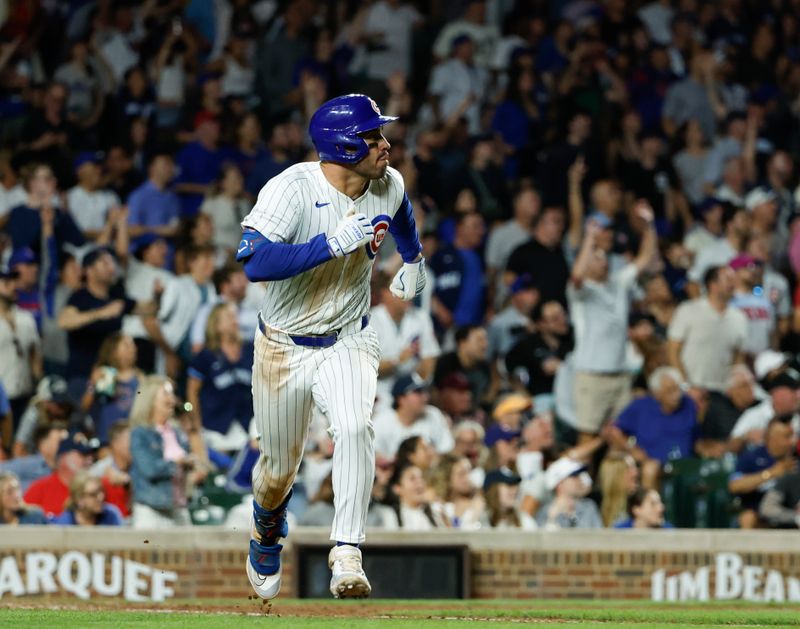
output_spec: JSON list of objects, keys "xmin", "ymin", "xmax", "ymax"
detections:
[{"xmin": 236, "ymin": 94, "xmax": 425, "ymax": 599}]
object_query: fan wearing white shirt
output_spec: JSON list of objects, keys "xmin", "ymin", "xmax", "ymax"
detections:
[
  {"xmin": 67, "ymin": 153, "xmax": 121, "ymax": 240},
  {"xmin": 372, "ymin": 374, "xmax": 454, "ymax": 461},
  {"xmin": 370, "ymin": 272, "xmax": 440, "ymax": 410},
  {"xmin": 728, "ymin": 373, "xmax": 800, "ymax": 453}
]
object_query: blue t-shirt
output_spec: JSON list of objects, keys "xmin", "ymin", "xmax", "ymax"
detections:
[
  {"xmin": 51, "ymin": 503, "xmax": 123, "ymax": 526},
  {"xmin": 96, "ymin": 376, "xmax": 139, "ymax": 445},
  {"xmin": 614, "ymin": 395, "xmax": 699, "ymax": 463},
  {"xmin": 127, "ymin": 181, "xmax": 180, "ymax": 230},
  {"xmin": 187, "ymin": 344, "xmax": 254, "ymax": 435},
  {"xmin": 175, "ymin": 142, "xmax": 224, "ymax": 216},
  {"xmin": 729, "ymin": 445, "xmax": 777, "ymax": 510}
]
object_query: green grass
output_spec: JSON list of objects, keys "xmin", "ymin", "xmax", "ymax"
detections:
[{"xmin": 2, "ymin": 599, "xmax": 800, "ymax": 628}]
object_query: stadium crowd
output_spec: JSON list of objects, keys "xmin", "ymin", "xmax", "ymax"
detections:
[{"xmin": 1, "ymin": 0, "xmax": 800, "ymax": 533}]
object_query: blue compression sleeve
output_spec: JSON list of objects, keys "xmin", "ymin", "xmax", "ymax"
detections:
[
  {"xmin": 389, "ymin": 193, "xmax": 423, "ymax": 263},
  {"xmin": 237, "ymin": 228, "xmax": 333, "ymax": 281}
]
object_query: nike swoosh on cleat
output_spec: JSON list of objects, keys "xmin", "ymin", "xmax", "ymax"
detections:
[{"xmin": 315, "ymin": 201, "xmax": 331, "ymax": 208}]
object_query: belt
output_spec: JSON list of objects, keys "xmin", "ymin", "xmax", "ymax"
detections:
[{"xmin": 258, "ymin": 314, "xmax": 369, "ymax": 348}]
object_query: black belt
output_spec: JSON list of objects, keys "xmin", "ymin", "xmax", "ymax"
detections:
[{"xmin": 258, "ymin": 314, "xmax": 369, "ymax": 348}]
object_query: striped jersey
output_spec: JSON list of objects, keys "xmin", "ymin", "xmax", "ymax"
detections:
[{"xmin": 241, "ymin": 161, "xmax": 405, "ymax": 335}]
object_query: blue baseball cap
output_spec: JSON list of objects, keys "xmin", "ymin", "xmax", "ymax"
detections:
[
  {"xmin": 510, "ymin": 274, "xmax": 536, "ymax": 294},
  {"xmin": 484, "ymin": 422, "xmax": 522, "ymax": 447},
  {"xmin": 698, "ymin": 197, "xmax": 723, "ymax": 213},
  {"xmin": 392, "ymin": 373, "xmax": 428, "ymax": 399},
  {"xmin": 9, "ymin": 247, "xmax": 37, "ymax": 267},
  {"xmin": 131, "ymin": 233, "xmax": 165, "ymax": 256},
  {"xmin": 483, "ymin": 468, "xmax": 522, "ymax": 490},
  {"xmin": 73, "ymin": 151, "xmax": 103, "ymax": 171}
]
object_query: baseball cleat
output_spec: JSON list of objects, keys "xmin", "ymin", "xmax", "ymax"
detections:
[
  {"xmin": 328, "ymin": 545, "xmax": 371, "ymax": 599},
  {"xmin": 246, "ymin": 552, "xmax": 282, "ymax": 600}
]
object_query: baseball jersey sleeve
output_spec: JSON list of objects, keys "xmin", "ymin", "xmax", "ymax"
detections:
[{"xmin": 241, "ymin": 173, "xmax": 301, "ymax": 243}]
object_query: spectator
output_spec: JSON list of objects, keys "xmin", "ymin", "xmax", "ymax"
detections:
[
  {"xmin": 430, "ymin": 212, "xmax": 486, "ymax": 330},
  {"xmin": 537, "ymin": 457, "xmax": 602, "ymax": 530},
  {"xmin": 608, "ymin": 367, "xmax": 702, "ymax": 488},
  {"xmin": 51, "ymin": 470, "xmax": 123, "ymax": 526},
  {"xmin": 370, "ymin": 271, "xmax": 440, "ymax": 409},
  {"xmin": 103, "ymin": 145, "xmax": 142, "ymax": 202},
  {"xmin": 487, "ymin": 274, "xmax": 537, "ymax": 363},
  {"xmin": 382, "ymin": 462, "xmax": 445, "ymax": 530},
  {"xmin": 199, "ymin": 164, "xmax": 249, "ymax": 253},
  {"xmin": 0, "ymin": 471, "xmax": 47, "ymax": 525},
  {"xmin": 729, "ymin": 254, "xmax": 776, "ymax": 359},
  {"xmin": 126, "ymin": 153, "xmax": 180, "ymax": 239},
  {"xmin": 506, "ymin": 206, "xmax": 569, "ymax": 307},
  {"xmin": 668, "ymin": 265, "xmax": 747, "ymax": 392},
  {"xmin": 758, "ymin": 469, "xmax": 800, "ymax": 528},
  {"xmin": 672, "ymin": 119, "xmax": 711, "ymax": 208},
  {"xmin": 9, "ymin": 246, "xmax": 45, "ymax": 328},
  {"xmin": 360, "ymin": 0, "xmax": 422, "ymax": 83},
  {"xmin": 683, "ymin": 197, "xmax": 723, "ymax": 260},
  {"xmin": 714, "ymin": 157, "xmax": 748, "ymax": 208},
  {"xmin": 434, "ymin": 326, "xmax": 492, "ymax": 409},
  {"xmin": 702, "ymin": 365, "xmax": 758, "ymax": 450},
  {"xmin": 686, "ymin": 204, "xmax": 749, "ymax": 292},
  {"xmin": 174, "ymin": 114, "xmax": 224, "ymax": 216},
  {"xmin": 661, "ymin": 50, "xmax": 716, "ymax": 141},
  {"xmin": 373, "ymin": 374, "xmax": 454, "ymax": 461},
  {"xmin": 729, "ymin": 419, "xmax": 797, "ymax": 529},
  {"xmin": 614, "ymin": 487, "xmax": 672, "ymax": 529},
  {"xmin": 482, "ymin": 469, "xmax": 536, "ymax": 530},
  {"xmin": 729, "ymin": 373, "xmax": 800, "ymax": 453},
  {"xmin": 129, "ymin": 375, "xmax": 206, "ymax": 528},
  {"xmin": 23, "ymin": 435, "xmax": 92, "ymax": 518},
  {"xmin": 89, "ymin": 420, "xmax": 132, "ymax": 520},
  {"xmin": 431, "ymin": 453, "xmax": 484, "ymax": 529},
  {"xmin": 0, "ymin": 424, "xmax": 64, "ymax": 491},
  {"xmin": 702, "ymin": 112, "xmax": 751, "ymax": 192},
  {"xmin": 506, "ymin": 300, "xmax": 573, "ymax": 398},
  {"xmin": 66, "ymin": 152, "xmax": 121, "ymax": 241},
  {"xmin": 11, "ymin": 376, "xmax": 75, "ymax": 457},
  {"xmin": 483, "ymin": 422, "xmax": 520, "ymax": 477},
  {"xmin": 0, "ymin": 264, "xmax": 42, "ymax": 423},
  {"xmin": 598, "ymin": 452, "xmax": 640, "ymax": 527},
  {"xmin": 394, "ymin": 435, "xmax": 437, "ymax": 478},
  {"xmin": 452, "ymin": 420, "xmax": 485, "ymax": 474},
  {"xmin": 568, "ymin": 203, "xmax": 658, "ymax": 442},
  {"xmin": 436, "ymin": 373, "xmax": 477, "ymax": 425},
  {"xmin": 186, "ymin": 302, "xmax": 253, "ymax": 453},
  {"xmin": 18, "ymin": 83, "xmax": 75, "ymax": 185},
  {"xmin": 747, "ymin": 236, "xmax": 791, "ymax": 339}
]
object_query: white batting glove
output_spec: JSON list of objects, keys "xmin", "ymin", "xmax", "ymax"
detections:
[
  {"xmin": 390, "ymin": 258, "xmax": 426, "ymax": 301},
  {"xmin": 327, "ymin": 212, "xmax": 375, "ymax": 258}
]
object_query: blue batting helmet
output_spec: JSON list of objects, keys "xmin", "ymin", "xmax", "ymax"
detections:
[{"xmin": 309, "ymin": 94, "xmax": 398, "ymax": 164}]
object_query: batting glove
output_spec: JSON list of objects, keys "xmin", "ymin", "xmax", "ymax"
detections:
[
  {"xmin": 327, "ymin": 213, "xmax": 375, "ymax": 258},
  {"xmin": 390, "ymin": 258, "xmax": 426, "ymax": 301}
]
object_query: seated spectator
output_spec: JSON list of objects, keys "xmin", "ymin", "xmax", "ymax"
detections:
[
  {"xmin": 187, "ymin": 303, "xmax": 253, "ymax": 452},
  {"xmin": 299, "ymin": 472, "xmax": 336, "ymax": 527},
  {"xmin": 598, "ymin": 452, "xmax": 640, "ymax": 527},
  {"xmin": 431, "ymin": 453, "xmax": 484, "ymax": 529},
  {"xmin": 382, "ymin": 462, "xmax": 445, "ymax": 530},
  {"xmin": 506, "ymin": 300, "xmax": 573, "ymax": 398},
  {"xmin": 536, "ymin": 457, "xmax": 603, "ymax": 530},
  {"xmin": 23, "ymin": 435, "xmax": 93, "ymax": 517},
  {"xmin": 614, "ymin": 488, "xmax": 673, "ymax": 529},
  {"xmin": 607, "ymin": 367, "xmax": 702, "ymax": 488},
  {"xmin": 728, "ymin": 419, "xmax": 797, "ymax": 529},
  {"xmin": 370, "ymin": 271, "xmax": 440, "ymax": 410},
  {"xmin": 487, "ymin": 274, "xmax": 538, "ymax": 364},
  {"xmin": 483, "ymin": 423, "xmax": 520, "ymax": 477},
  {"xmin": 89, "ymin": 420, "xmax": 132, "ymax": 520},
  {"xmin": 51, "ymin": 470, "xmax": 123, "ymax": 526},
  {"xmin": 129, "ymin": 376, "xmax": 207, "ymax": 528},
  {"xmin": 702, "ymin": 365, "xmax": 758, "ymax": 451},
  {"xmin": 12, "ymin": 376, "xmax": 76, "ymax": 457},
  {"xmin": 434, "ymin": 326, "xmax": 492, "ymax": 410},
  {"xmin": 759, "ymin": 469, "xmax": 800, "ymax": 528},
  {"xmin": 174, "ymin": 114, "xmax": 224, "ymax": 216},
  {"xmin": 482, "ymin": 468, "xmax": 537, "ymax": 530},
  {"xmin": 81, "ymin": 333, "xmax": 142, "ymax": 446},
  {"xmin": 373, "ymin": 375, "xmax": 454, "ymax": 461},
  {"xmin": 0, "ymin": 424, "xmax": 64, "ymax": 491},
  {"xmin": 126, "ymin": 153, "xmax": 180, "ymax": 239},
  {"xmin": 729, "ymin": 372, "xmax": 800, "ymax": 453},
  {"xmin": 0, "ymin": 471, "xmax": 47, "ymax": 525},
  {"xmin": 66, "ymin": 152, "xmax": 121, "ymax": 241},
  {"xmin": 434, "ymin": 372, "xmax": 479, "ymax": 424},
  {"xmin": 452, "ymin": 420, "xmax": 486, "ymax": 477},
  {"xmin": 199, "ymin": 164, "xmax": 250, "ymax": 253},
  {"xmin": 517, "ymin": 412, "xmax": 556, "ymax": 519},
  {"xmin": 394, "ymin": 435, "xmax": 437, "ymax": 477}
]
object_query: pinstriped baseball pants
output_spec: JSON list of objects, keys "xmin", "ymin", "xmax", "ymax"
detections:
[{"xmin": 251, "ymin": 322, "xmax": 380, "ymax": 544}]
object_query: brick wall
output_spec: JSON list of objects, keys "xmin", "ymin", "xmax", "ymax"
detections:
[{"xmin": 1, "ymin": 528, "xmax": 797, "ymax": 601}]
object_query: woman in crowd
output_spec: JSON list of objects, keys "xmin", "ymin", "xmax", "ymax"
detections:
[
  {"xmin": 129, "ymin": 375, "xmax": 207, "ymax": 528},
  {"xmin": 598, "ymin": 452, "xmax": 640, "ymax": 527},
  {"xmin": 482, "ymin": 469, "xmax": 537, "ymax": 530},
  {"xmin": 615, "ymin": 487, "xmax": 673, "ymax": 529},
  {"xmin": 186, "ymin": 302, "xmax": 253, "ymax": 453},
  {"xmin": 0, "ymin": 471, "xmax": 47, "ymax": 524},
  {"xmin": 51, "ymin": 470, "xmax": 123, "ymax": 526},
  {"xmin": 199, "ymin": 163, "xmax": 250, "ymax": 254},
  {"xmin": 431, "ymin": 453, "xmax": 484, "ymax": 529},
  {"xmin": 81, "ymin": 332, "xmax": 142, "ymax": 446},
  {"xmin": 382, "ymin": 462, "xmax": 445, "ymax": 530}
]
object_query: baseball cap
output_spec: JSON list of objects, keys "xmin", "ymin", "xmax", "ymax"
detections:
[
  {"xmin": 484, "ymin": 422, "xmax": 522, "ymax": 447},
  {"xmin": 764, "ymin": 371, "xmax": 800, "ymax": 392},
  {"xmin": 754, "ymin": 350, "xmax": 788, "ymax": 381},
  {"xmin": 392, "ymin": 373, "xmax": 428, "ymax": 399},
  {"xmin": 452, "ymin": 33, "xmax": 473, "ymax": 50},
  {"xmin": 9, "ymin": 247, "xmax": 37, "ymax": 267},
  {"xmin": 35, "ymin": 375, "xmax": 71, "ymax": 404},
  {"xmin": 729, "ymin": 253, "xmax": 761, "ymax": 271},
  {"xmin": 81, "ymin": 246, "xmax": 112, "ymax": 269},
  {"xmin": 545, "ymin": 457, "xmax": 587, "ymax": 491},
  {"xmin": 483, "ymin": 468, "xmax": 522, "ymax": 490},
  {"xmin": 745, "ymin": 187, "xmax": 777, "ymax": 212},
  {"xmin": 74, "ymin": 151, "xmax": 103, "ymax": 171},
  {"xmin": 492, "ymin": 393, "xmax": 532, "ymax": 421},
  {"xmin": 586, "ymin": 211, "xmax": 613, "ymax": 229},
  {"xmin": 194, "ymin": 110, "xmax": 218, "ymax": 129},
  {"xmin": 698, "ymin": 197, "xmax": 723, "ymax": 213},
  {"xmin": 56, "ymin": 435, "xmax": 95, "ymax": 458},
  {"xmin": 440, "ymin": 372, "xmax": 471, "ymax": 391},
  {"xmin": 510, "ymin": 274, "xmax": 536, "ymax": 295},
  {"xmin": 131, "ymin": 233, "xmax": 165, "ymax": 256}
]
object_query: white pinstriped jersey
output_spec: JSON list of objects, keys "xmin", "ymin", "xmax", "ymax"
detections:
[{"xmin": 241, "ymin": 161, "xmax": 405, "ymax": 335}]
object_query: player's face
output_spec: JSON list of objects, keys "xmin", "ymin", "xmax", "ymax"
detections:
[{"xmin": 355, "ymin": 128, "xmax": 391, "ymax": 180}]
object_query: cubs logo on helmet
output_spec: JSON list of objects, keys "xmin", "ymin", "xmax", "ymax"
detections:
[{"xmin": 366, "ymin": 215, "xmax": 391, "ymax": 259}]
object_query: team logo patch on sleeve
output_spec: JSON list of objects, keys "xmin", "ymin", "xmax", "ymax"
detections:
[{"xmin": 366, "ymin": 215, "xmax": 391, "ymax": 258}]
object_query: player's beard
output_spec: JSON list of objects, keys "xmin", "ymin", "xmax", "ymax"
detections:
[{"xmin": 355, "ymin": 154, "xmax": 389, "ymax": 180}]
